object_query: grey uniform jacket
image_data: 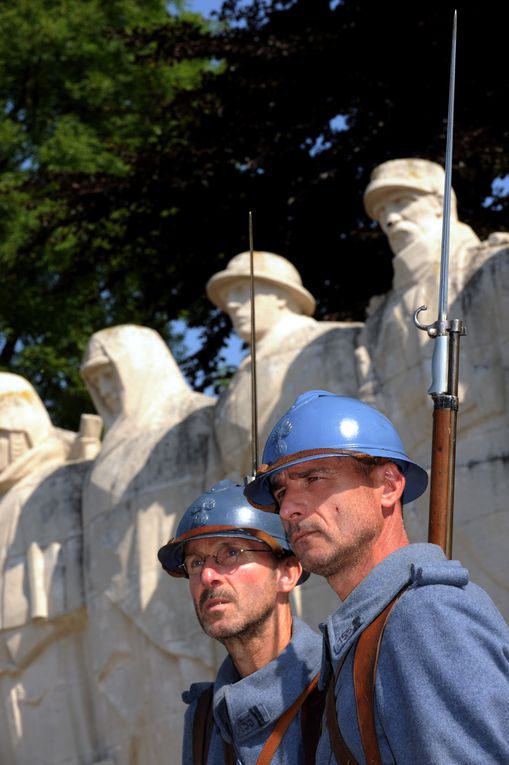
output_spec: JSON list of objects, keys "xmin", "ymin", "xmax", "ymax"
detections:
[
  {"xmin": 182, "ymin": 617, "xmax": 322, "ymax": 765},
  {"xmin": 316, "ymin": 543, "xmax": 509, "ymax": 765}
]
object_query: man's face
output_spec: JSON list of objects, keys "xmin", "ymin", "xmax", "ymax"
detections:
[
  {"xmin": 186, "ymin": 536, "xmax": 281, "ymax": 641},
  {"xmin": 84, "ymin": 362, "xmax": 121, "ymax": 416},
  {"xmin": 372, "ymin": 190, "xmax": 443, "ymax": 256},
  {"xmin": 223, "ymin": 281, "xmax": 287, "ymax": 343},
  {"xmin": 271, "ymin": 457, "xmax": 384, "ymax": 578}
]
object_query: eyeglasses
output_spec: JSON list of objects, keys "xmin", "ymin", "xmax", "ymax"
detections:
[{"xmin": 180, "ymin": 546, "xmax": 274, "ymax": 577}]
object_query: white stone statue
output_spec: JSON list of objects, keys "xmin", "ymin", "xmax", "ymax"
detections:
[
  {"xmin": 359, "ymin": 157, "xmax": 509, "ymax": 619},
  {"xmin": 208, "ymin": 251, "xmax": 363, "ymax": 477},
  {"xmin": 0, "ymin": 373, "xmax": 102, "ymax": 765},
  {"xmin": 207, "ymin": 252, "xmax": 362, "ymax": 628},
  {"xmin": 80, "ymin": 324, "xmax": 222, "ymax": 765}
]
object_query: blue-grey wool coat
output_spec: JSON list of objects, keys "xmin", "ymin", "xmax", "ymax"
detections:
[
  {"xmin": 182, "ymin": 617, "xmax": 322, "ymax": 765},
  {"xmin": 316, "ymin": 543, "xmax": 509, "ymax": 765}
]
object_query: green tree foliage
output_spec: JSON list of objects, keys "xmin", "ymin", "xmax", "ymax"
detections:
[
  {"xmin": 0, "ymin": 0, "xmax": 507, "ymax": 426},
  {"xmin": 0, "ymin": 0, "xmax": 211, "ymax": 425}
]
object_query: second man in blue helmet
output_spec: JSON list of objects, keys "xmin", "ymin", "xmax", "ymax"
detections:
[
  {"xmin": 158, "ymin": 479, "xmax": 323, "ymax": 765},
  {"xmin": 246, "ymin": 390, "xmax": 509, "ymax": 765}
]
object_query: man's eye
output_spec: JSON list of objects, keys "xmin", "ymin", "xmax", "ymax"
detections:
[
  {"xmin": 274, "ymin": 488, "xmax": 285, "ymax": 502},
  {"xmin": 224, "ymin": 548, "xmax": 241, "ymax": 559},
  {"xmin": 188, "ymin": 557, "xmax": 203, "ymax": 570}
]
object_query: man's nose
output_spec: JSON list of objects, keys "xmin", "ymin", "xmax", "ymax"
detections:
[
  {"xmin": 199, "ymin": 559, "xmax": 223, "ymax": 586},
  {"xmin": 279, "ymin": 488, "xmax": 305, "ymax": 521}
]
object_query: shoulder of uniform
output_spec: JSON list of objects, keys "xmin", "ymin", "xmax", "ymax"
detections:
[
  {"xmin": 408, "ymin": 559, "xmax": 469, "ymax": 589},
  {"xmin": 182, "ymin": 681, "xmax": 214, "ymax": 706}
]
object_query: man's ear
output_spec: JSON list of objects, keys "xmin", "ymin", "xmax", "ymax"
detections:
[
  {"xmin": 277, "ymin": 555, "xmax": 302, "ymax": 593},
  {"xmin": 380, "ymin": 462, "xmax": 405, "ymax": 508}
]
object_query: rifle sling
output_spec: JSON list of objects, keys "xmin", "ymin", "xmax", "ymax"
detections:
[
  {"xmin": 193, "ymin": 686, "xmax": 214, "ymax": 765},
  {"xmin": 326, "ymin": 586, "xmax": 407, "ymax": 764}
]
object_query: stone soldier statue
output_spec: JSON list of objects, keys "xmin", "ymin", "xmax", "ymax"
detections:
[
  {"xmin": 208, "ymin": 251, "xmax": 363, "ymax": 478},
  {"xmin": 358, "ymin": 157, "xmax": 509, "ymax": 619},
  {"xmin": 0, "ymin": 373, "xmax": 102, "ymax": 765},
  {"xmin": 80, "ymin": 324, "xmax": 222, "ymax": 765}
]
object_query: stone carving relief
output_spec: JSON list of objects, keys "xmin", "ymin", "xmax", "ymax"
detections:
[
  {"xmin": 0, "ymin": 372, "xmax": 102, "ymax": 765},
  {"xmin": 80, "ymin": 324, "xmax": 222, "ymax": 765},
  {"xmin": 358, "ymin": 158, "xmax": 509, "ymax": 619}
]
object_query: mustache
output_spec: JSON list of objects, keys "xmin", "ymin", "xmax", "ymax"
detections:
[
  {"xmin": 199, "ymin": 589, "xmax": 234, "ymax": 609},
  {"xmin": 285, "ymin": 522, "xmax": 320, "ymax": 539}
]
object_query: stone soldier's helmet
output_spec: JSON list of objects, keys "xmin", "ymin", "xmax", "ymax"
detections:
[
  {"xmin": 206, "ymin": 251, "xmax": 316, "ymax": 316},
  {"xmin": 363, "ymin": 158, "xmax": 457, "ymax": 220},
  {"xmin": 158, "ymin": 479, "xmax": 309, "ymax": 583},
  {"xmin": 244, "ymin": 390, "xmax": 428, "ymax": 510}
]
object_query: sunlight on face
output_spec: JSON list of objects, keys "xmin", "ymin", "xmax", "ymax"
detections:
[
  {"xmin": 223, "ymin": 281, "xmax": 288, "ymax": 342},
  {"xmin": 373, "ymin": 191, "xmax": 443, "ymax": 256}
]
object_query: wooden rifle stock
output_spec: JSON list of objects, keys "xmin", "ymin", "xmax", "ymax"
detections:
[
  {"xmin": 428, "ymin": 399, "xmax": 457, "ymax": 558},
  {"xmin": 427, "ymin": 322, "xmax": 463, "ymax": 558}
]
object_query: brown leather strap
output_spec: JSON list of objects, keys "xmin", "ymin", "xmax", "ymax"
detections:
[
  {"xmin": 301, "ymin": 681, "xmax": 326, "ymax": 765},
  {"xmin": 325, "ymin": 652, "xmax": 360, "ymax": 765},
  {"xmin": 353, "ymin": 589, "xmax": 407, "ymax": 765},
  {"xmin": 256, "ymin": 673, "xmax": 320, "ymax": 765},
  {"xmin": 193, "ymin": 687, "xmax": 214, "ymax": 765},
  {"xmin": 193, "ymin": 675, "xmax": 320, "ymax": 765},
  {"xmin": 223, "ymin": 741, "xmax": 236, "ymax": 765}
]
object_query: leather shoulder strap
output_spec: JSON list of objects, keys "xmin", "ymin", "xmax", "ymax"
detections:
[
  {"xmin": 324, "ymin": 649, "xmax": 360, "ymax": 765},
  {"xmin": 353, "ymin": 587, "xmax": 407, "ymax": 765},
  {"xmin": 300, "ymin": 680, "xmax": 326, "ymax": 765},
  {"xmin": 256, "ymin": 673, "xmax": 320, "ymax": 765},
  {"xmin": 192, "ymin": 686, "xmax": 214, "ymax": 765}
]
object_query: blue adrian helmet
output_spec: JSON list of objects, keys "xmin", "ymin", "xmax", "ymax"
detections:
[
  {"xmin": 244, "ymin": 390, "xmax": 429, "ymax": 509},
  {"xmin": 158, "ymin": 479, "xmax": 308, "ymax": 583}
]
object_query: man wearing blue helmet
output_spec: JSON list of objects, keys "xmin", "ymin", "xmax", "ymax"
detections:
[
  {"xmin": 158, "ymin": 479, "xmax": 323, "ymax": 765},
  {"xmin": 246, "ymin": 390, "xmax": 509, "ymax": 765}
]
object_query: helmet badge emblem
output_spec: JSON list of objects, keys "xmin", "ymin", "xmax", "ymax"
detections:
[
  {"xmin": 269, "ymin": 419, "xmax": 293, "ymax": 456},
  {"xmin": 190, "ymin": 496, "xmax": 216, "ymax": 527}
]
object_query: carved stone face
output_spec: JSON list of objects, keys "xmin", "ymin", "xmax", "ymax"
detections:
[
  {"xmin": 371, "ymin": 190, "xmax": 443, "ymax": 256},
  {"xmin": 83, "ymin": 362, "xmax": 121, "ymax": 417},
  {"xmin": 222, "ymin": 280, "xmax": 288, "ymax": 344}
]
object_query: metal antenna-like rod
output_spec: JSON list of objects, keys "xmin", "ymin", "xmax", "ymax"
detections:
[{"xmin": 249, "ymin": 211, "xmax": 259, "ymax": 477}]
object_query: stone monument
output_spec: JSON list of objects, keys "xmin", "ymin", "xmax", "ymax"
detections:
[
  {"xmin": 0, "ymin": 373, "xmax": 102, "ymax": 765},
  {"xmin": 80, "ymin": 324, "xmax": 222, "ymax": 765},
  {"xmin": 359, "ymin": 157, "xmax": 509, "ymax": 619}
]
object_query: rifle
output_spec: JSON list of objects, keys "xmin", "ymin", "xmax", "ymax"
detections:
[{"xmin": 414, "ymin": 11, "xmax": 465, "ymax": 559}]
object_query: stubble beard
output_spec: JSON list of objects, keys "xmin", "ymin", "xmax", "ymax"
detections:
[
  {"xmin": 293, "ymin": 525, "xmax": 377, "ymax": 579},
  {"xmin": 195, "ymin": 589, "xmax": 276, "ymax": 643}
]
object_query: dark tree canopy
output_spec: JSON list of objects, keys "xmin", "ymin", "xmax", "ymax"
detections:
[{"xmin": 0, "ymin": 0, "xmax": 507, "ymax": 426}]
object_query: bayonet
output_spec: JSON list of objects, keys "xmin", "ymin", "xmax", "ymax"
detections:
[{"xmin": 413, "ymin": 10, "xmax": 465, "ymax": 558}]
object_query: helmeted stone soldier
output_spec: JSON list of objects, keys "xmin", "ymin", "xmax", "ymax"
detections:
[{"xmin": 357, "ymin": 157, "xmax": 509, "ymax": 620}]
